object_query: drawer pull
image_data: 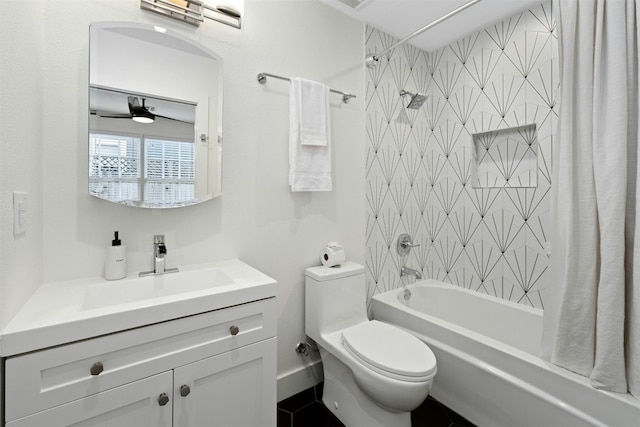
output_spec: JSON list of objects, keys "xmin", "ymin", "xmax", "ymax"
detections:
[
  {"xmin": 158, "ymin": 393, "xmax": 170, "ymax": 406},
  {"xmin": 230, "ymin": 325, "xmax": 240, "ymax": 336},
  {"xmin": 180, "ymin": 384, "xmax": 191, "ymax": 397},
  {"xmin": 90, "ymin": 362, "xmax": 104, "ymax": 376}
]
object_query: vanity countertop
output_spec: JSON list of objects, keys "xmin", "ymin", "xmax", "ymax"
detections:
[{"xmin": 0, "ymin": 259, "xmax": 276, "ymax": 357}]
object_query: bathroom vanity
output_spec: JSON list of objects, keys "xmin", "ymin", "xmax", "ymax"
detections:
[{"xmin": 0, "ymin": 260, "xmax": 277, "ymax": 427}]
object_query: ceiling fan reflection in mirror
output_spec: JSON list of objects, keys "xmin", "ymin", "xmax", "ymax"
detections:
[
  {"xmin": 89, "ymin": 86, "xmax": 196, "ymax": 125},
  {"xmin": 93, "ymin": 96, "xmax": 188, "ymax": 124},
  {"xmin": 129, "ymin": 97, "xmax": 155, "ymax": 123}
]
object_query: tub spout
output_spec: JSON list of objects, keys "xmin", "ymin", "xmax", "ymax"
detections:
[{"xmin": 401, "ymin": 266, "xmax": 422, "ymax": 280}]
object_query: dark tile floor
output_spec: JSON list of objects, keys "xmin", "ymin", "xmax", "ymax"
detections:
[{"xmin": 277, "ymin": 382, "xmax": 475, "ymax": 427}]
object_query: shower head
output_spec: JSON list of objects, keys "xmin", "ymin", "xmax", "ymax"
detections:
[{"xmin": 400, "ymin": 90, "xmax": 428, "ymax": 110}]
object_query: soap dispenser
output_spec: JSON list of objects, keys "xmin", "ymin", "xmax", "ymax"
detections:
[{"xmin": 104, "ymin": 231, "xmax": 127, "ymax": 280}]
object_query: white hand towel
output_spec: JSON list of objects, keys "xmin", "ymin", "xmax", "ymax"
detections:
[
  {"xmin": 289, "ymin": 78, "xmax": 332, "ymax": 192},
  {"xmin": 298, "ymin": 78, "xmax": 329, "ymax": 146}
]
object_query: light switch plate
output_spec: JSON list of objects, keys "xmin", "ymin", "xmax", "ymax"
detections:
[{"xmin": 13, "ymin": 191, "xmax": 28, "ymax": 236}]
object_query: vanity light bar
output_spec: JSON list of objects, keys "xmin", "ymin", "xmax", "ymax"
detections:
[{"xmin": 140, "ymin": 0, "xmax": 241, "ymax": 29}]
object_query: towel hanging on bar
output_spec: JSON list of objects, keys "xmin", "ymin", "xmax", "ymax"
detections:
[
  {"xmin": 289, "ymin": 77, "xmax": 332, "ymax": 192},
  {"xmin": 296, "ymin": 78, "xmax": 329, "ymax": 147},
  {"xmin": 257, "ymin": 72, "xmax": 356, "ymax": 103}
]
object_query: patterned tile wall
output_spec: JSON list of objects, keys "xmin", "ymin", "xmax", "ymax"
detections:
[{"xmin": 365, "ymin": 2, "xmax": 557, "ymax": 310}]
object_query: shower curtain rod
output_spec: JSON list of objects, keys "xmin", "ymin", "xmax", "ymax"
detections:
[
  {"xmin": 365, "ymin": 0, "xmax": 482, "ymax": 68},
  {"xmin": 256, "ymin": 72, "xmax": 357, "ymax": 103}
]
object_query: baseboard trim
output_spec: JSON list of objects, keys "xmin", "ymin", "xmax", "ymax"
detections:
[{"xmin": 277, "ymin": 360, "xmax": 324, "ymax": 402}]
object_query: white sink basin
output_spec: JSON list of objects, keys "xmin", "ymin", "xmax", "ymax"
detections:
[
  {"xmin": 0, "ymin": 259, "xmax": 277, "ymax": 357},
  {"xmin": 82, "ymin": 268, "xmax": 235, "ymax": 310}
]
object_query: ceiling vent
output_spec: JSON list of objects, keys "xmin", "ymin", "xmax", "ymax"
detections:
[{"xmin": 336, "ymin": 0, "xmax": 369, "ymax": 9}]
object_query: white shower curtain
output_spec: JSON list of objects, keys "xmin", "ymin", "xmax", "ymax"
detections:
[{"xmin": 543, "ymin": 0, "xmax": 640, "ymax": 397}]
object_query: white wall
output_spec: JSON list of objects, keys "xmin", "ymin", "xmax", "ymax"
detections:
[
  {"xmin": 0, "ymin": 0, "xmax": 45, "ymax": 331},
  {"xmin": 0, "ymin": 0, "xmax": 365, "ymax": 400},
  {"xmin": 0, "ymin": 1, "xmax": 45, "ymax": 412}
]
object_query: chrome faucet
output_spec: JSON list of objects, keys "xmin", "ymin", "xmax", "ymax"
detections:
[
  {"xmin": 154, "ymin": 235, "xmax": 167, "ymax": 273},
  {"xmin": 397, "ymin": 233, "xmax": 420, "ymax": 256},
  {"xmin": 397, "ymin": 233, "xmax": 422, "ymax": 282},
  {"xmin": 401, "ymin": 266, "xmax": 423, "ymax": 280},
  {"xmin": 140, "ymin": 235, "xmax": 179, "ymax": 276}
]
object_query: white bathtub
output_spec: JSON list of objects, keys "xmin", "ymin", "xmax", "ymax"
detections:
[{"xmin": 372, "ymin": 281, "xmax": 640, "ymax": 427}]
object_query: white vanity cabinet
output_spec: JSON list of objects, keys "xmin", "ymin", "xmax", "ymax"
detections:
[{"xmin": 2, "ymin": 297, "xmax": 277, "ymax": 427}]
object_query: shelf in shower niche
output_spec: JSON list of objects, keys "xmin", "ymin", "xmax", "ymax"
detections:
[{"xmin": 471, "ymin": 123, "xmax": 538, "ymax": 189}]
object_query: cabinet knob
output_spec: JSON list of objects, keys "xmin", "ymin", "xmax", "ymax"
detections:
[
  {"xmin": 158, "ymin": 393, "xmax": 170, "ymax": 406},
  {"xmin": 180, "ymin": 384, "xmax": 191, "ymax": 397},
  {"xmin": 90, "ymin": 362, "xmax": 104, "ymax": 376},
  {"xmin": 230, "ymin": 325, "xmax": 240, "ymax": 336}
]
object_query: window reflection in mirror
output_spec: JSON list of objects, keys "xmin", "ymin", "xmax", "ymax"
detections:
[{"xmin": 89, "ymin": 22, "xmax": 222, "ymax": 208}]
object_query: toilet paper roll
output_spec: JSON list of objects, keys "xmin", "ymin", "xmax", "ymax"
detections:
[{"xmin": 321, "ymin": 242, "xmax": 346, "ymax": 267}]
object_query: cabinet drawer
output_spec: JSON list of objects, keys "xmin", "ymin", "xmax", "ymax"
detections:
[
  {"xmin": 7, "ymin": 371, "xmax": 173, "ymax": 427},
  {"xmin": 4, "ymin": 297, "xmax": 276, "ymax": 422}
]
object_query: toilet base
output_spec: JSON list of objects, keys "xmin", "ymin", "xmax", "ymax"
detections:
[{"xmin": 320, "ymin": 349, "xmax": 412, "ymax": 427}]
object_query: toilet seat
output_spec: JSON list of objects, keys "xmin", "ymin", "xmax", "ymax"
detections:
[{"xmin": 341, "ymin": 321, "xmax": 436, "ymax": 382}]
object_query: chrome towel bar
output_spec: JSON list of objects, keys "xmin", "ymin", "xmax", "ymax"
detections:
[{"xmin": 257, "ymin": 72, "xmax": 356, "ymax": 103}]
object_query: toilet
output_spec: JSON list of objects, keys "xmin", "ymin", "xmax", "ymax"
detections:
[{"xmin": 305, "ymin": 262, "xmax": 437, "ymax": 427}]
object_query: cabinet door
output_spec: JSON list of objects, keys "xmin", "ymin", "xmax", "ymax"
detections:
[
  {"xmin": 7, "ymin": 371, "xmax": 173, "ymax": 427},
  {"xmin": 173, "ymin": 338, "xmax": 276, "ymax": 427}
]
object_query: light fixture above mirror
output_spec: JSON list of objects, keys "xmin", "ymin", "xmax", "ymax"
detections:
[
  {"xmin": 140, "ymin": 0, "xmax": 243, "ymax": 29},
  {"xmin": 213, "ymin": 0, "xmax": 244, "ymax": 18}
]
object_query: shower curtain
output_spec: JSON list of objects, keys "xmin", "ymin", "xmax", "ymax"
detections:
[{"xmin": 543, "ymin": 0, "xmax": 639, "ymax": 397}]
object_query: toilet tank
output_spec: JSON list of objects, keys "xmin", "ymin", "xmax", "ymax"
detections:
[{"xmin": 305, "ymin": 262, "xmax": 368, "ymax": 340}]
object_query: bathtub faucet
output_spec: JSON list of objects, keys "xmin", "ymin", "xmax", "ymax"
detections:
[{"xmin": 401, "ymin": 266, "xmax": 422, "ymax": 280}]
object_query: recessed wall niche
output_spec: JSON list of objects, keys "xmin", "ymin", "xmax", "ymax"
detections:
[{"xmin": 472, "ymin": 124, "xmax": 538, "ymax": 188}]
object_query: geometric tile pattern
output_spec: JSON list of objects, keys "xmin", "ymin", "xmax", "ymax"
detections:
[{"xmin": 365, "ymin": 1, "xmax": 557, "ymax": 310}]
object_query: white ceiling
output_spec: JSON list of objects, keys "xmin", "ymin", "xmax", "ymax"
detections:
[{"xmin": 319, "ymin": 0, "xmax": 545, "ymax": 52}]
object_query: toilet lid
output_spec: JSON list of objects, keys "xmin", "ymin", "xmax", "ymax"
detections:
[{"xmin": 341, "ymin": 321, "xmax": 436, "ymax": 380}]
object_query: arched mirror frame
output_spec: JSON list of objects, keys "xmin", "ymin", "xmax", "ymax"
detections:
[{"xmin": 89, "ymin": 21, "xmax": 223, "ymax": 208}]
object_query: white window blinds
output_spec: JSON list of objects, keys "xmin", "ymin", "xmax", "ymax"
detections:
[
  {"xmin": 144, "ymin": 138, "xmax": 195, "ymax": 204},
  {"xmin": 89, "ymin": 133, "xmax": 140, "ymax": 202},
  {"xmin": 89, "ymin": 133, "xmax": 195, "ymax": 205}
]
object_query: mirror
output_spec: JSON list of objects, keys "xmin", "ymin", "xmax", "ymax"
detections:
[{"xmin": 89, "ymin": 22, "xmax": 222, "ymax": 208}]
